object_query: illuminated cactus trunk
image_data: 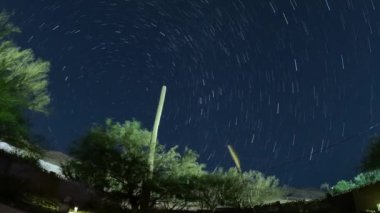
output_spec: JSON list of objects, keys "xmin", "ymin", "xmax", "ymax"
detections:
[
  {"xmin": 148, "ymin": 85, "xmax": 166, "ymax": 176},
  {"xmin": 228, "ymin": 144, "xmax": 241, "ymax": 172},
  {"xmin": 141, "ymin": 85, "xmax": 166, "ymax": 210}
]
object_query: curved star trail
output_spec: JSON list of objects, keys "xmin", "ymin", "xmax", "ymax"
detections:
[{"xmin": 1, "ymin": 0, "xmax": 380, "ymax": 187}]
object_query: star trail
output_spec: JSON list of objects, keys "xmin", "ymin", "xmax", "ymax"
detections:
[{"xmin": 1, "ymin": 0, "xmax": 380, "ymax": 187}]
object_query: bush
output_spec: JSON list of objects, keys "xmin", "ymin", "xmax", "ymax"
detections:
[
  {"xmin": 331, "ymin": 136, "xmax": 380, "ymax": 195},
  {"xmin": 195, "ymin": 168, "xmax": 282, "ymax": 210},
  {"xmin": 331, "ymin": 169, "xmax": 380, "ymax": 194}
]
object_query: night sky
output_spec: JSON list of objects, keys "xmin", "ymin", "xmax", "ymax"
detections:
[{"xmin": 1, "ymin": 0, "xmax": 380, "ymax": 187}]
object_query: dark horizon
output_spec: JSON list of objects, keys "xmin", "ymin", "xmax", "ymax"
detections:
[{"xmin": 1, "ymin": 0, "xmax": 380, "ymax": 188}]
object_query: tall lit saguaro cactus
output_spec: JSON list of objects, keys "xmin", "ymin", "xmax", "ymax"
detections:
[
  {"xmin": 141, "ymin": 85, "xmax": 167, "ymax": 210},
  {"xmin": 148, "ymin": 85, "xmax": 167, "ymax": 177}
]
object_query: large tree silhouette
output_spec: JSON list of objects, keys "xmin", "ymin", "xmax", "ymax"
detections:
[
  {"xmin": 0, "ymin": 11, "xmax": 50, "ymax": 147},
  {"xmin": 361, "ymin": 136, "xmax": 380, "ymax": 172}
]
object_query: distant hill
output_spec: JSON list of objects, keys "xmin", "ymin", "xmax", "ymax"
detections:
[{"xmin": 42, "ymin": 150, "xmax": 71, "ymax": 166}]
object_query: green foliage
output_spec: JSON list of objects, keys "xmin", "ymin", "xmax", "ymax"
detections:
[
  {"xmin": 0, "ymin": 11, "xmax": 20, "ymax": 40},
  {"xmin": 0, "ymin": 12, "xmax": 50, "ymax": 113},
  {"xmin": 353, "ymin": 169, "xmax": 380, "ymax": 185},
  {"xmin": 331, "ymin": 169, "xmax": 380, "ymax": 194},
  {"xmin": 63, "ymin": 119, "xmax": 206, "ymax": 210},
  {"xmin": 0, "ymin": 11, "xmax": 50, "ymax": 150},
  {"xmin": 332, "ymin": 136, "xmax": 380, "ymax": 194},
  {"xmin": 196, "ymin": 168, "xmax": 282, "ymax": 210},
  {"xmin": 64, "ymin": 119, "xmax": 283, "ymax": 210},
  {"xmin": 331, "ymin": 180, "xmax": 356, "ymax": 194},
  {"xmin": 0, "ymin": 69, "xmax": 28, "ymax": 143},
  {"xmin": 361, "ymin": 136, "xmax": 380, "ymax": 172},
  {"xmin": 151, "ymin": 147, "xmax": 206, "ymax": 209},
  {"xmin": 155, "ymin": 146, "xmax": 205, "ymax": 178},
  {"xmin": 0, "ymin": 41, "xmax": 50, "ymax": 113}
]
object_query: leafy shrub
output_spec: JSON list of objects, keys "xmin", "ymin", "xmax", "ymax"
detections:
[
  {"xmin": 196, "ymin": 168, "xmax": 282, "ymax": 210},
  {"xmin": 331, "ymin": 169, "xmax": 380, "ymax": 194}
]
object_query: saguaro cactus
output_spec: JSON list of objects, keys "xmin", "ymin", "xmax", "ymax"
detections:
[
  {"xmin": 141, "ymin": 85, "xmax": 167, "ymax": 210},
  {"xmin": 148, "ymin": 85, "xmax": 166, "ymax": 176},
  {"xmin": 227, "ymin": 144, "xmax": 241, "ymax": 172}
]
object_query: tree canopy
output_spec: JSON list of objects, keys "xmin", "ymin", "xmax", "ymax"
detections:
[
  {"xmin": 63, "ymin": 119, "xmax": 282, "ymax": 211},
  {"xmin": 0, "ymin": 41, "xmax": 50, "ymax": 113},
  {"xmin": 331, "ymin": 136, "xmax": 380, "ymax": 195},
  {"xmin": 361, "ymin": 136, "xmax": 380, "ymax": 172},
  {"xmin": 63, "ymin": 119, "xmax": 207, "ymax": 210},
  {"xmin": 0, "ymin": 11, "xmax": 50, "ymax": 147},
  {"xmin": 0, "ymin": 11, "xmax": 20, "ymax": 40}
]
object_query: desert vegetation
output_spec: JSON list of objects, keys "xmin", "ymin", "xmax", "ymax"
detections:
[
  {"xmin": 62, "ymin": 119, "xmax": 282, "ymax": 211},
  {"xmin": 0, "ymin": 11, "xmax": 50, "ymax": 153},
  {"xmin": 3, "ymin": 7, "xmax": 380, "ymax": 213},
  {"xmin": 0, "ymin": 11, "xmax": 283, "ymax": 212},
  {"xmin": 330, "ymin": 136, "xmax": 380, "ymax": 195}
]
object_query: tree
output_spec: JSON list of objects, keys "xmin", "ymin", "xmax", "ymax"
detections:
[
  {"xmin": 0, "ymin": 11, "xmax": 50, "ymax": 113},
  {"xmin": 361, "ymin": 136, "xmax": 380, "ymax": 172},
  {"xmin": 195, "ymin": 168, "xmax": 282, "ymax": 210},
  {"xmin": 0, "ymin": 11, "xmax": 50, "ymax": 148},
  {"xmin": 0, "ymin": 41, "xmax": 50, "ymax": 113},
  {"xmin": 63, "ymin": 119, "xmax": 206, "ymax": 210},
  {"xmin": 64, "ymin": 119, "xmax": 284, "ymax": 210},
  {"xmin": 63, "ymin": 120, "xmax": 149, "ymax": 209},
  {"xmin": 0, "ymin": 69, "xmax": 28, "ymax": 142},
  {"xmin": 330, "ymin": 136, "xmax": 380, "ymax": 195},
  {"xmin": 0, "ymin": 11, "xmax": 20, "ymax": 40},
  {"xmin": 151, "ymin": 147, "xmax": 206, "ymax": 210}
]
